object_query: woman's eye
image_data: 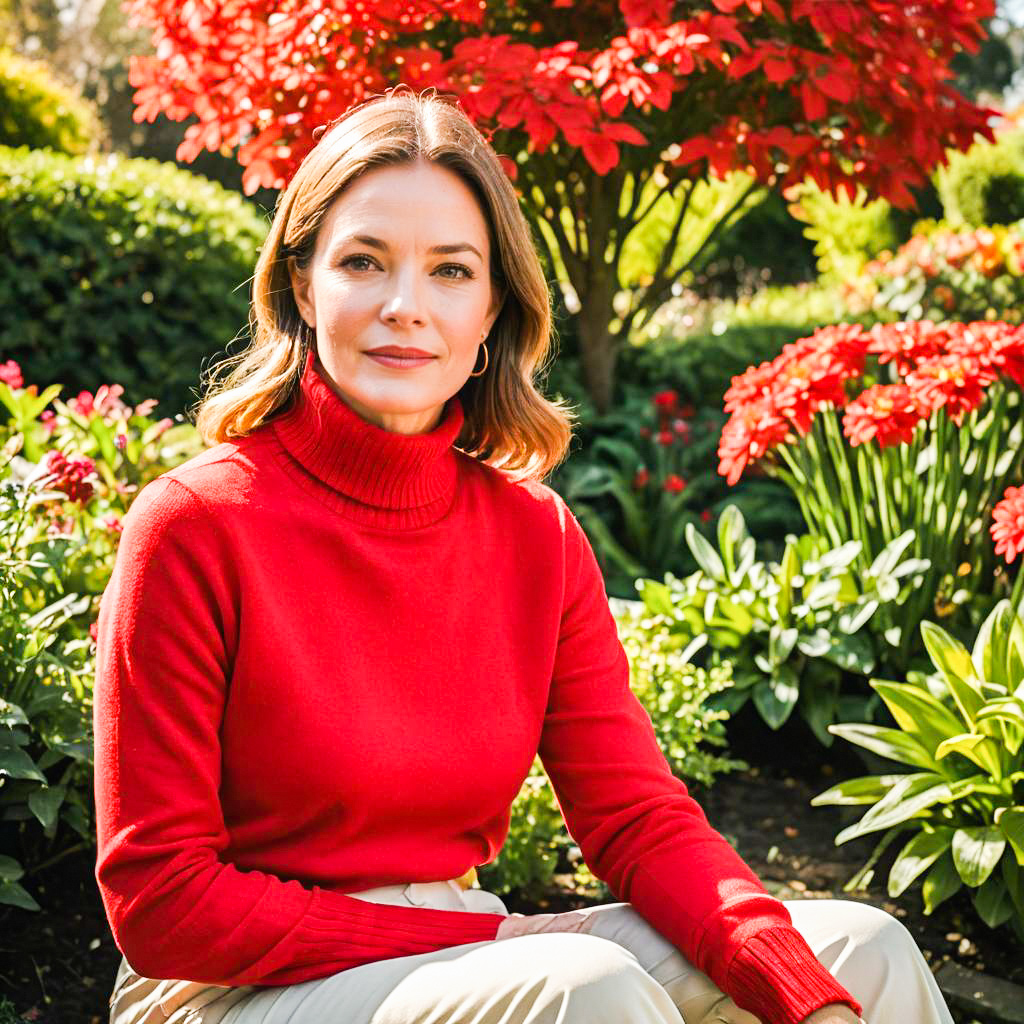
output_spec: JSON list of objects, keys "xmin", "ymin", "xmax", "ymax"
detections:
[
  {"xmin": 340, "ymin": 255, "xmax": 376, "ymax": 271},
  {"xmin": 437, "ymin": 264, "xmax": 475, "ymax": 280}
]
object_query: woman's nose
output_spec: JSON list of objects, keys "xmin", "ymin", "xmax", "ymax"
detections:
[{"xmin": 380, "ymin": 265, "xmax": 426, "ymax": 327}]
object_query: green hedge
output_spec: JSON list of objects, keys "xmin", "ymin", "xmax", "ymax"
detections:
[
  {"xmin": 0, "ymin": 49, "xmax": 99, "ymax": 155},
  {"xmin": 935, "ymin": 129, "xmax": 1024, "ymax": 229},
  {"xmin": 0, "ymin": 145, "xmax": 268, "ymax": 416}
]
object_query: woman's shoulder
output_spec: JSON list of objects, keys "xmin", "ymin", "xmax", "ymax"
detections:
[{"xmin": 457, "ymin": 453, "xmax": 576, "ymax": 531}]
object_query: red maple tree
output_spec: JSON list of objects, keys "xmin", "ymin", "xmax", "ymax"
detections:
[{"xmin": 125, "ymin": 0, "xmax": 998, "ymax": 411}]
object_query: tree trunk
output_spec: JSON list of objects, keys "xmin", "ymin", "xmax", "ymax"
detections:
[{"xmin": 576, "ymin": 268, "xmax": 618, "ymax": 415}]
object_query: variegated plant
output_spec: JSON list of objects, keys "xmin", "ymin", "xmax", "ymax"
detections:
[{"xmin": 813, "ymin": 599, "xmax": 1024, "ymax": 939}]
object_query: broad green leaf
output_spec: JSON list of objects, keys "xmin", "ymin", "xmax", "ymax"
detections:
[
  {"xmin": 952, "ymin": 826, "xmax": 1006, "ymax": 887},
  {"xmin": 0, "ymin": 881, "xmax": 41, "ymax": 911},
  {"xmin": 972, "ymin": 600, "xmax": 1024, "ymax": 690},
  {"xmin": 685, "ymin": 523, "xmax": 725, "ymax": 580},
  {"xmin": 922, "ymin": 851, "xmax": 963, "ymax": 914},
  {"xmin": 935, "ymin": 732, "xmax": 985, "ymax": 761},
  {"xmin": 0, "ymin": 855, "xmax": 24, "ymax": 882},
  {"xmin": 805, "ymin": 540, "xmax": 862, "ymax": 574},
  {"xmin": 921, "ymin": 620, "xmax": 985, "ymax": 725},
  {"xmin": 888, "ymin": 829, "xmax": 952, "ymax": 897},
  {"xmin": 828, "ymin": 723, "xmax": 936, "ymax": 770},
  {"xmin": 836, "ymin": 773, "xmax": 953, "ymax": 844},
  {"xmin": 752, "ymin": 671, "xmax": 799, "ymax": 730},
  {"xmin": 996, "ymin": 806, "xmax": 1024, "ymax": 866},
  {"xmin": 871, "ymin": 680, "xmax": 965, "ymax": 754},
  {"xmin": 0, "ymin": 745, "xmax": 47, "ymax": 783},
  {"xmin": 974, "ymin": 873, "xmax": 1015, "ymax": 928},
  {"xmin": 811, "ymin": 774, "xmax": 904, "ymax": 808},
  {"xmin": 28, "ymin": 783, "xmax": 66, "ymax": 832},
  {"xmin": 869, "ymin": 529, "xmax": 916, "ymax": 578},
  {"xmin": 638, "ymin": 580, "xmax": 674, "ymax": 618}
]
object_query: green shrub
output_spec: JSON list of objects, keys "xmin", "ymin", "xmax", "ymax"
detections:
[
  {"xmin": 0, "ymin": 49, "xmax": 99, "ymax": 155},
  {"xmin": 0, "ymin": 145, "xmax": 268, "ymax": 417},
  {"xmin": 481, "ymin": 605, "xmax": 742, "ymax": 899},
  {"xmin": 0, "ymin": 361, "xmax": 205, "ymax": 910},
  {"xmin": 814, "ymin": 600, "xmax": 1024, "ymax": 942},
  {"xmin": 936, "ymin": 129, "xmax": 1024, "ymax": 228},
  {"xmin": 634, "ymin": 506, "xmax": 931, "ymax": 746}
]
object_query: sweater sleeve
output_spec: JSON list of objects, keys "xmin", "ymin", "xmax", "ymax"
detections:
[
  {"xmin": 536, "ymin": 501, "xmax": 863, "ymax": 1024},
  {"xmin": 93, "ymin": 475, "xmax": 501, "ymax": 987}
]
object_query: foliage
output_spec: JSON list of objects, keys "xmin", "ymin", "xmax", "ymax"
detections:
[
  {"xmin": 0, "ymin": 144, "xmax": 266, "ymax": 418},
  {"xmin": 633, "ymin": 505, "xmax": 930, "ymax": 745},
  {"xmin": 122, "ymin": 0, "xmax": 996, "ymax": 414},
  {"xmin": 0, "ymin": 47, "xmax": 100, "ymax": 155},
  {"xmin": 719, "ymin": 321, "xmax": 1024, "ymax": 672},
  {"xmin": 694, "ymin": 281, "xmax": 854, "ymax": 337},
  {"xmin": 813, "ymin": 600, "xmax": 1024, "ymax": 943},
  {"xmin": 786, "ymin": 180, "xmax": 905, "ymax": 283},
  {"xmin": 936, "ymin": 129, "xmax": 1024, "ymax": 228},
  {"xmin": 0, "ymin": 360, "xmax": 205, "ymax": 910},
  {"xmin": 482, "ymin": 599, "xmax": 742, "ymax": 898},
  {"xmin": 846, "ymin": 221, "xmax": 1024, "ymax": 325}
]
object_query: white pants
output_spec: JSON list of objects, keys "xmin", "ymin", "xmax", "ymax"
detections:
[{"xmin": 107, "ymin": 879, "xmax": 955, "ymax": 1024}]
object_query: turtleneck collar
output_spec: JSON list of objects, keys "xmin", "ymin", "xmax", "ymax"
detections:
[{"xmin": 270, "ymin": 347, "xmax": 466, "ymax": 524}]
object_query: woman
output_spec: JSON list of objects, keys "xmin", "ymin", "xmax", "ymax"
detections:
[{"xmin": 93, "ymin": 87, "xmax": 954, "ymax": 1024}]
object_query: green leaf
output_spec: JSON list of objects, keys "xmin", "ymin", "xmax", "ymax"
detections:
[
  {"xmin": 0, "ymin": 855, "xmax": 25, "ymax": 882},
  {"xmin": 828, "ymin": 723, "xmax": 936, "ymax": 770},
  {"xmin": 921, "ymin": 620, "xmax": 985, "ymax": 725},
  {"xmin": 637, "ymin": 580, "xmax": 674, "ymax": 618},
  {"xmin": 996, "ymin": 806, "xmax": 1024, "ymax": 866},
  {"xmin": 685, "ymin": 522, "xmax": 725, "ymax": 580},
  {"xmin": 836, "ymin": 773, "xmax": 953, "ymax": 844},
  {"xmin": 752, "ymin": 669, "xmax": 799, "ymax": 730},
  {"xmin": 888, "ymin": 829, "xmax": 952, "ymax": 897},
  {"xmin": 0, "ymin": 745, "xmax": 47, "ymax": 783},
  {"xmin": 974, "ymin": 873, "xmax": 1015, "ymax": 928},
  {"xmin": 28, "ymin": 783, "xmax": 66, "ymax": 832},
  {"xmin": 811, "ymin": 773, "xmax": 905, "ymax": 807},
  {"xmin": 952, "ymin": 826, "xmax": 1006, "ymax": 887},
  {"xmin": 870, "ymin": 680, "xmax": 964, "ymax": 755},
  {"xmin": 972, "ymin": 600, "xmax": 1024, "ymax": 691},
  {"xmin": 0, "ymin": 880, "xmax": 41, "ymax": 911},
  {"xmin": 922, "ymin": 851, "xmax": 963, "ymax": 914}
]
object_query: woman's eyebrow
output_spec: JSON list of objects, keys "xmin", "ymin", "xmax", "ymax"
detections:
[{"xmin": 337, "ymin": 234, "xmax": 483, "ymax": 261}]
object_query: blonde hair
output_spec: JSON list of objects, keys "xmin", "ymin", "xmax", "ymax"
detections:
[{"xmin": 193, "ymin": 86, "xmax": 576, "ymax": 481}]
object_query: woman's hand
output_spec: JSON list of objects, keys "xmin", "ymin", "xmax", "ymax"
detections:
[
  {"xmin": 494, "ymin": 910, "xmax": 596, "ymax": 941},
  {"xmin": 801, "ymin": 1005, "xmax": 865, "ymax": 1024}
]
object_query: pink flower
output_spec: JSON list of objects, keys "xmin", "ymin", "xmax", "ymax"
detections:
[
  {"xmin": 101, "ymin": 514, "xmax": 124, "ymax": 534},
  {"xmin": 43, "ymin": 450, "xmax": 96, "ymax": 505},
  {"xmin": 70, "ymin": 391, "xmax": 95, "ymax": 418},
  {"xmin": 39, "ymin": 409, "xmax": 58, "ymax": 436},
  {"xmin": 0, "ymin": 359, "xmax": 23, "ymax": 390}
]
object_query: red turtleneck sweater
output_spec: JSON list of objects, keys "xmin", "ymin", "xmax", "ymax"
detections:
[{"xmin": 93, "ymin": 348, "xmax": 860, "ymax": 1024}]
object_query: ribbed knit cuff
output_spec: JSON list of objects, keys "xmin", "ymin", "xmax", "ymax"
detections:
[{"xmin": 726, "ymin": 925, "xmax": 863, "ymax": 1024}]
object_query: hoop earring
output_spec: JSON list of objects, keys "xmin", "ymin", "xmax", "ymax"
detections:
[{"xmin": 469, "ymin": 341, "xmax": 489, "ymax": 378}]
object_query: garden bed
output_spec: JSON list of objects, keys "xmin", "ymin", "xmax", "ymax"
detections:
[{"xmin": 1, "ymin": 759, "xmax": 1021, "ymax": 1024}]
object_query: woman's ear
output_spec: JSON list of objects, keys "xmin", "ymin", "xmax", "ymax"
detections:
[{"xmin": 288, "ymin": 255, "xmax": 316, "ymax": 330}]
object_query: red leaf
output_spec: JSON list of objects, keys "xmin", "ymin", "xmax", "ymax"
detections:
[
  {"xmin": 582, "ymin": 132, "xmax": 619, "ymax": 174},
  {"xmin": 603, "ymin": 120, "xmax": 647, "ymax": 145},
  {"xmin": 800, "ymin": 81, "xmax": 826, "ymax": 121}
]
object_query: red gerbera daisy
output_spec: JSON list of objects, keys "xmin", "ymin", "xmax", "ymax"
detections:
[
  {"xmin": 717, "ymin": 397, "xmax": 791, "ymax": 486},
  {"xmin": 991, "ymin": 485, "xmax": 1024, "ymax": 563},
  {"xmin": 842, "ymin": 384, "xmax": 927, "ymax": 448},
  {"xmin": 905, "ymin": 351, "xmax": 999, "ymax": 426},
  {"xmin": 866, "ymin": 321, "xmax": 949, "ymax": 377}
]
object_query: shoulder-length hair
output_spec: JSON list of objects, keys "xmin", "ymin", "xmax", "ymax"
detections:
[{"xmin": 193, "ymin": 86, "xmax": 576, "ymax": 481}]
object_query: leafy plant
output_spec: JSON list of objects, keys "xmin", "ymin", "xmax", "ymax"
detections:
[
  {"xmin": 813, "ymin": 600, "xmax": 1024, "ymax": 942},
  {"xmin": 634, "ymin": 504, "xmax": 931, "ymax": 744}
]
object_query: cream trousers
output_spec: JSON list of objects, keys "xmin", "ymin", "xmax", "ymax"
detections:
[{"xmin": 107, "ymin": 879, "xmax": 955, "ymax": 1024}]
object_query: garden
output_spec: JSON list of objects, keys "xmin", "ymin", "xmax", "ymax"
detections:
[{"xmin": 2, "ymin": 1, "xmax": 1024, "ymax": 1022}]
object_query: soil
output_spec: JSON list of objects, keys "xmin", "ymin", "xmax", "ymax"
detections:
[{"xmin": 1, "ymin": 749, "xmax": 1021, "ymax": 1024}]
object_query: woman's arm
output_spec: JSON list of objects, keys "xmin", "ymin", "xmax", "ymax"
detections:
[
  {"xmin": 535, "ymin": 496, "xmax": 863, "ymax": 1024},
  {"xmin": 93, "ymin": 475, "xmax": 502, "ymax": 987}
]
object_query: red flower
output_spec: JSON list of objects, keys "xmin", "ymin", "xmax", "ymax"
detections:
[
  {"xmin": 101, "ymin": 514, "xmax": 124, "ymax": 534},
  {"xmin": 656, "ymin": 429, "xmax": 674, "ymax": 446},
  {"xmin": 90, "ymin": 621, "xmax": 99, "ymax": 644},
  {"xmin": 663, "ymin": 474, "xmax": 686, "ymax": 493},
  {"xmin": 991, "ymin": 485, "xmax": 1024, "ymax": 563},
  {"xmin": 652, "ymin": 389, "xmax": 678, "ymax": 410},
  {"xmin": 866, "ymin": 321, "xmax": 948, "ymax": 377},
  {"xmin": 70, "ymin": 390, "xmax": 96, "ymax": 418},
  {"xmin": 633, "ymin": 467, "xmax": 650, "ymax": 489},
  {"xmin": 700, "ymin": 508, "xmax": 712, "ymax": 523},
  {"xmin": 671, "ymin": 418, "xmax": 691, "ymax": 441},
  {"xmin": 724, "ymin": 358, "xmax": 778, "ymax": 413},
  {"xmin": 717, "ymin": 397, "xmax": 791, "ymax": 485},
  {"xmin": 0, "ymin": 359, "xmax": 23, "ymax": 390},
  {"xmin": 842, "ymin": 385, "xmax": 926, "ymax": 448},
  {"xmin": 639, "ymin": 427, "xmax": 652, "ymax": 439},
  {"xmin": 905, "ymin": 351, "xmax": 999, "ymax": 426},
  {"xmin": 43, "ymin": 450, "xmax": 96, "ymax": 504}
]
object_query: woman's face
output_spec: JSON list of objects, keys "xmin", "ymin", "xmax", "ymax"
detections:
[{"xmin": 288, "ymin": 159, "xmax": 502, "ymax": 435}]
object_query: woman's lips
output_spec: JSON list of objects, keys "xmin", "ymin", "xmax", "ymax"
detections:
[{"xmin": 365, "ymin": 352, "xmax": 436, "ymax": 369}]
